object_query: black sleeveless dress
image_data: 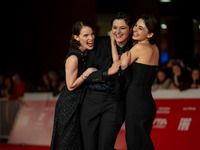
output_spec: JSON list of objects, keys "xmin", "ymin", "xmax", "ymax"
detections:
[
  {"xmin": 50, "ymin": 47, "xmax": 86, "ymax": 150},
  {"xmin": 125, "ymin": 62, "xmax": 158, "ymax": 150}
]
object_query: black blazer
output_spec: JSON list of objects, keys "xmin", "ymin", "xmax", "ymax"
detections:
[{"xmin": 85, "ymin": 36, "xmax": 112, "ymax": 83}]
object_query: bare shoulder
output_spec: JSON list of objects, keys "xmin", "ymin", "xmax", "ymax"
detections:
[
  {"xmin": 132, "ymin": 43, "xmax": 143, "ymax": 49},
  {"xmin": 130, "ymin": 43, "xmax": 142, "ymax": 53},
  {"xmin": 66, "ymin": 55, "xmax": 78, "ymax": 64},
  {"xmin": 65, "ymin": 55, "xmax": 79, "ymax": 72},
  {"xmin": 131, "ymin": 43, "xmax": 151, "ymax": 54}
]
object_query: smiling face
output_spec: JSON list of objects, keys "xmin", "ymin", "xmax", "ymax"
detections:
[
  {"xmin": 74, "ymin": 26, "xmax": 95, "ymax": 52},
  {"xmin": 132, "ymin": 18, "xmax": 153, "ymax": 43},
  {"xmin": 112, "ymin": 19, "xmax": 132, "ymax": 47}
]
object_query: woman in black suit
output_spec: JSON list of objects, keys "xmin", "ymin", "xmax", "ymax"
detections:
[{"xmin": 80, "ymin": 12, "xmax": 133, "ymax": 150}]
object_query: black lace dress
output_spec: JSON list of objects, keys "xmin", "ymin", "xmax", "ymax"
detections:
[{"xmin": 50, "ymin": 47, "xmax": 86, "ymax": 150}]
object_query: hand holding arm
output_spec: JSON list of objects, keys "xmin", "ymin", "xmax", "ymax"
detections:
[
  {"xmin": 81, "ymin": 67, "xmax": 98, "ymax": 79},
  {"xmin": 65, "ymin": 55, "xmax": 97, "ymax": 91}
]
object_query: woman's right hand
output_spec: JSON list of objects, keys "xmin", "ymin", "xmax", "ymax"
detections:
[{"xmin": 83, "ymin": 67, "xmax": 97, "ymax": 78}]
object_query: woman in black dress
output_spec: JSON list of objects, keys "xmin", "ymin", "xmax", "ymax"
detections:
[
  {"xmin": 50, "ymin": 20, "xmax": 97, "ymax": 150},
  {"xmin": 111, "ymin": 14, "xmax": 159, "ymax": 150}
]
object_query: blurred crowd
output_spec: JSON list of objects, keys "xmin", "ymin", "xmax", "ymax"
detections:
[
  {"xmin": 152, "ymin": 58, "xmax": 200, "ymax": 91},
  {"xmin": 0, "ymin": 70, "xmax": 65, "ymax": 100},
  {"xmin": 0, "ymin": 58, "xmax": 200, "ymax": 100}
]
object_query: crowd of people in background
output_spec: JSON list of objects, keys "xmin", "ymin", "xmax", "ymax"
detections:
[
  {"xmin": 0, "ymin": 70, "xmax": 65, "ymax": 100},
  {"xmin": 0, "ymin": 72, "xmax": 30, "ymax": 100},
  {"xmin": 0, "ymin": 58, "xmax": 199, "ymax": 101},
  {"xmin": 0, "ymin": 61, "xmax": 199, "ymax": 101},
  {"xmin": 0, "ymin": 58, "xmax": 200, "ymax": 101},
  {"xmin": 36, "ymin": 70, "xmax": 65, "ymax": 96},
  {"xmin": 152, "ymin": 58, "xmax": 200, "ymax": 91}
]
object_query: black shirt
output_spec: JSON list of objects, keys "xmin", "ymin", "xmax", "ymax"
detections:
[{"xmin": 85, "ymin": 36, "xmax": 133, "ymax": 93}]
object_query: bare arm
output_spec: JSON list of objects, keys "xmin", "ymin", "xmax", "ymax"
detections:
[
  {"xmin": 106, "ymin": 31, "xmax": 121, "ymax": 76},
  {"xmin": 120, "ymin": 51, "xmax": 131, "ymax": 70},
  {"xmin": 120, "ymin": 44, "xmax": 141, "ymax": 70},
  {"xmin": 110, "ymin": 31, "xmax": 119, "ymax": 62},
  {"xmin": 65, "ymin": 55, "xmax": 97, "ymax": 91}
]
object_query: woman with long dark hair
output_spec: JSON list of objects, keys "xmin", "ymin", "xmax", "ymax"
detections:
[{"xmin": 111, "ymin": 14, "xmax": 159, "ymax": 150}]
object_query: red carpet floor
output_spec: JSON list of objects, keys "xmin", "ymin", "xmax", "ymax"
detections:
[{"xmin": 0, "ymin": 144, "xmax": 126, "ymax": 150}]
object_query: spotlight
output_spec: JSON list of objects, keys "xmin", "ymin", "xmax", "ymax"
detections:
[
  {"xmin": 160, "ymin": 0, "xmax": 171, "ymax": 2},
  {"xmin": 161, "ymin": 24, "xmax": 167, "ymax": 30}
]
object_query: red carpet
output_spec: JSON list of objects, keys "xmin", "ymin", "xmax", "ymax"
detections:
[{"xmin": 0, "ymin": 144, "xmax": 127, "ymax": 150}]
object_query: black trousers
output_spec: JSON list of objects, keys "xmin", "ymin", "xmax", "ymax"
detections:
[{"xmin": 80, "ymin": 89, "xmax": 124, "ymax": 150}]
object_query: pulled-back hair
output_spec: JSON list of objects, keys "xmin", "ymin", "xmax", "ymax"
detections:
[
  {"xmin": 140, "ymin": 14, "xmax": 159, "ymax": 44},
  {"xmin": 69, "ymin": 20, "xmax": 95, "ymax": 49},
  {"xmin": 111, "ymin": 12, "xmax": 133, "ymax": 28}
]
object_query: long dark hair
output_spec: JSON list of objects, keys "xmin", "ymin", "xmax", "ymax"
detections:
[
  {"xmin": 140, "ymin": 14, "xmax": 159, "ymax": 44},
  {"xmin": 69, "ymin": 20, "xmax": 95, "ymax": 49}
]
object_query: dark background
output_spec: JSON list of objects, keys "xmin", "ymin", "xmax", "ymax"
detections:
[{"xmin": 1, "ymin": 0, "xmax": 200, "ymax": 88}]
